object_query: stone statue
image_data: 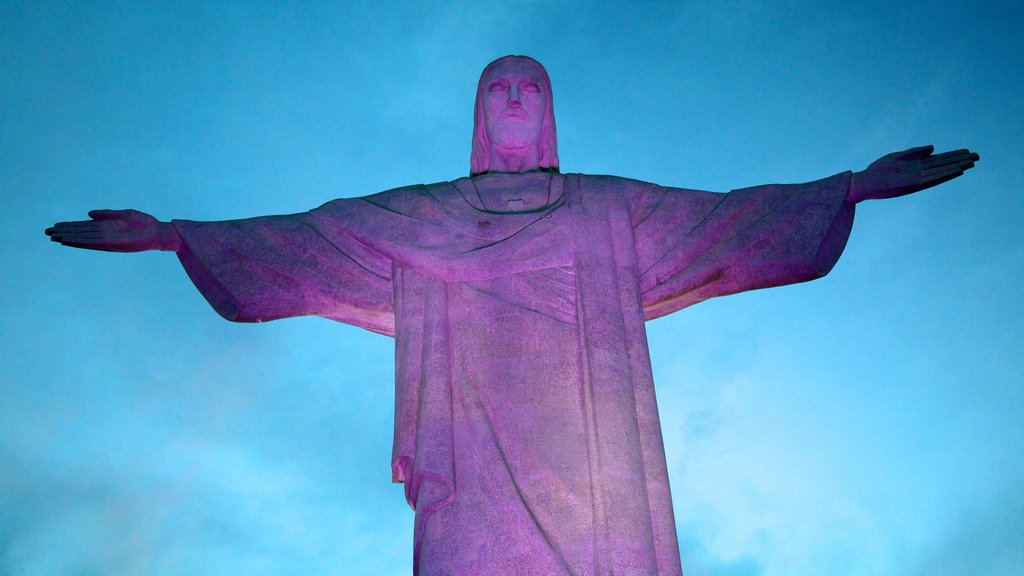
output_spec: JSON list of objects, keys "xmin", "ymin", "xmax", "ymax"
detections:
[{"xmin": 46, "ymin": 55, "xmax": 979, "ymax": 576}]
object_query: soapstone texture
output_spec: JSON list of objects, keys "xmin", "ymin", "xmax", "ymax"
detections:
[
  {"xmin": 172, "ymin": 170, "xmax": 855, "ymax": 575},
  {"xmin": 44, "ymin": 55, "xmax": 978, "ymax": 576}
]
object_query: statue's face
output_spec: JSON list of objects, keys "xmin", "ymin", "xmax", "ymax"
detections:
[{"xmin": 482, "ymin": 58, "xmax": 548, "ymax": 153}]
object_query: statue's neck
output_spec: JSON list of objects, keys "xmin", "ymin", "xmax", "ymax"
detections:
[{"xmin": 487, "ymin": 144, "xmax": 540, "ymax": 173}]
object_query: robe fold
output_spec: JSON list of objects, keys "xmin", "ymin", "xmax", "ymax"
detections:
[{"xmin": 172, "ymin": 171, "xmax": 855, "ymax": 576}]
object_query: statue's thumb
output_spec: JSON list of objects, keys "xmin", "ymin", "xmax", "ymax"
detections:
[
  {"xmin": 903, "ymin": 145, "xmax": 935, "ymax": 159},
  {"xmin": 89, "ymin": 209, "xmax": 130, "ymax": 221}
]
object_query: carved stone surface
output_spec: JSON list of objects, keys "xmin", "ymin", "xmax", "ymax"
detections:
[{"xmin": 45, "ymin": 55, "xmax": 978, "ymax": 576}]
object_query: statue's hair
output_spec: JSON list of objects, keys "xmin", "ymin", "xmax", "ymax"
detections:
[{"xmin": 470, "ymin": 55, "xmax": 559, "ymax": 176}]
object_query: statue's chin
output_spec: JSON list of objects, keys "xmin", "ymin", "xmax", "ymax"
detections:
[
  {"xmin": 487, "ymin": 122, "xmax": 540, "ymax": 150},
  {"xmin": 488, "ymin": 133, "xmax": 539, "ymax": 151}
]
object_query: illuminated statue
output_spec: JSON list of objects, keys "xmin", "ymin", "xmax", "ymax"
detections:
[{"xmin": 46, "ymin": 56, "xmax": 978, "ymax": 575}]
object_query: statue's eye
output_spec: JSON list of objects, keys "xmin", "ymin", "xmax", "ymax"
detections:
[
  {"xmin": 489, "ymin": 81, "xmax": 509, "ymax": 92},
  {"xmin": 522, "ymin": 82, "xmax": 540, "ymax": 93}
]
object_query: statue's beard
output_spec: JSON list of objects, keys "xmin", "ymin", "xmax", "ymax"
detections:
[{"xmin": 487, "ymin": 125, "xmax": 540, "ymax": 152}]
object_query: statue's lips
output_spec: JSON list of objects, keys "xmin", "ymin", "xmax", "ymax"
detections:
[{"xmin": 501, "ymin": 110, "xmax": 528, "ymax": 120}]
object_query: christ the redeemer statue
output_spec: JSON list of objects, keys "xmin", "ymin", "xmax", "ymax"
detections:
[{"xmin": 47, "ymin": 56, "xmax": 978, "ymax": 576}]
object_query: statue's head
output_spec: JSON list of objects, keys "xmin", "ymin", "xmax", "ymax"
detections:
[{"xmin": 470, "ymin": 55, "xmax": 559, "ymax": 176}]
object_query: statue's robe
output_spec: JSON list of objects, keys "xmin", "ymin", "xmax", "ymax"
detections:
[{"xmin": 172, "ymin": 171, "xmax": 855, "ymax": 576}]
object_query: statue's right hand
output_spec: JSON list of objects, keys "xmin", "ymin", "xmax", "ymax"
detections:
[{"xmin": 45, "ymin": 209, "xmax": 181, "ymax": 252}]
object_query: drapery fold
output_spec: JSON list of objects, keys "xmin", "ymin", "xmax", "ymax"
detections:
[{"xmin": 171, "ymin": 171, "xmax": 854, "ymax": 575}]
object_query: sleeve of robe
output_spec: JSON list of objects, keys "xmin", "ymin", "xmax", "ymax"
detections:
[
  {"xmin": 631, "ymin": 171, "xmax": 856, "ymax": 320},
  {"xmin": 171, "ymin": 202, "xmax": 395, "ymax": 336}
]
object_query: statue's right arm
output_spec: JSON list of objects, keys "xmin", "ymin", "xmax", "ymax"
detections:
[
  {"xmin": 45, "ymin": 209, "xmax": 182, "ymax": 253},
  {"xmin": 46, "ymin": 204, "xmax": 396, "ymax": 333}
]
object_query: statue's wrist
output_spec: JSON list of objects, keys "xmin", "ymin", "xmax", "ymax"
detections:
[
  {"xmin": 847, "ymin": 171, "xmax": 865, "ymax": 204},
  {"xmin": 157, "ymin": 222, "xmax": 183, "ymax": 252}
]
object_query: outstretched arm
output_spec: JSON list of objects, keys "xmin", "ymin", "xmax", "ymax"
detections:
[
  {"xmin": 46, "ymin": 206, "xmax": 394, "ymax": 334},
  {"xmin": 631, "ymin": 172, "xmax": 856, "ymax": 320},
  {"xmin": 848, "ymin": 145, "xmax": 979, "ymax": 204},
  {"xmin": 45, "ymin": 209, "xmax": 182, "ymax": 252}
]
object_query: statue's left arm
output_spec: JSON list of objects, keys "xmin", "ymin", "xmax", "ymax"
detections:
[{"xmin": 630, "ymin": 145, "xmax": 978, "ymax": 320}]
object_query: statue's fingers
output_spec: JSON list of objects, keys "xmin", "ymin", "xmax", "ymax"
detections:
[
  {"xmin": 51, "ymin": 234, "xmax": 99, "ymax": 246},
  {"xmin": 46, "ymin": 222, "xmax": 104, "ymax": 237},
  {"xmin": 922, "ymin": 158, "xmax": 976, "ymax": 179},
  {"xmin": 921, "ymin": 165, "xmax": 967, "ymax": 187},
  {"xmin": 921, "ymin": 150, "xmax": 979, "ymax": 171},
  {"xmin": 49, "ymin": 227, "xmax": 132, "ymax": 251},
  {"xmin": 58, "ymin": 239, "xmax": 124, "ymax": 252},
  {"xmin": 920, "ymin": 149, "xmax": 970, "ymax": 168},
  {"xmin": 921, "ymin": 162, "xmax": 968, "ymax": 177},
  {"xmin": 49, "ymin": 220, "xmax": 88, "ymax": 229},
  {"xmin": 52, "ymin": 221, "xmax": 103, "ymax": 229},
  {"xmin": 922, "ymin": 152, "xmax": 974, "ymax": 167},
  {"xmin": 922, "ymin": 171, "xmax": 964, "ymax": 189},
  {"xmin": 943, "ymin": 150, "xmax": 978, "ymax": 162},
  {"xmin": 49, "ymin": 232, "xmax": 103, "ymax": 246},
  {"xmin": 58, "ymin": 230, "xmax": 103, "ymax": 239},
  {"xmin": 46, "ymin": 224, "xmax": 74, "ymax": 236},
  {"xmin": 921, "ymin": 164, "xmax": 965, "ymax": 180}
]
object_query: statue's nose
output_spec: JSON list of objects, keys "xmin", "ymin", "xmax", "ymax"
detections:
[{"xmin": 508, "ymin": 85, "xmax": 522, "ymax": 106}]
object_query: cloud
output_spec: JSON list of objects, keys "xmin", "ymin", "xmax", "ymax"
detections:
[
  {"xmin": 911, "ymin": 482, "xmax": 1024, "ymax": 576},
  {"xmin": 0, "ymin": 434, "xmax": 411, "ymax": 574},
  {"xmin": 680, "ymin": 525, "xmax": 765, "ymax": 576}
]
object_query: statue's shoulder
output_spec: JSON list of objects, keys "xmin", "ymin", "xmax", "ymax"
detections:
[
  {"xmin": 365, "ymin": 181, "xmax": 442, "ymax": 201},
  {"xmin": 444, "ymin": 176, "xmax": 474, "ymax": 192},
  {"xmin": 311, "ymin": 182, "xmax": 447, "ymax": 218},
  {"xmin": 575, "ymin": 173, "xmax": 653, "ymax": 188},
  {"xmin": 355, "ymin": 181, "xmax": 466, "ymax": 217},
  {"xmin": 357, "ymin": 180, "xmax": 461, "ymax": 204},
  {"xmin": 569, "ymin": 174, "xmax": 656, "ymax": 201}
]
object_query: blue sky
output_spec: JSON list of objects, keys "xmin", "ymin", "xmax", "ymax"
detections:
[{"xmin": 3, "ymin": 2, "xmax": 1022, "ymax": 575}]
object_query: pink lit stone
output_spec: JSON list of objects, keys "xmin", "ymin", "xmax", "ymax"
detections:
[
  {"xmin": 45, "ymin": 56, "xmax": 979, "ymax": 575},
  {"xmin": 170, "ymin": 170, "xmax": 855, "ymax": 576}
]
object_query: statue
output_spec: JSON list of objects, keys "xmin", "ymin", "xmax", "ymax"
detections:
[{"xmin": 45, "ymin": 55, "xmax": 979, "ymax": 576}]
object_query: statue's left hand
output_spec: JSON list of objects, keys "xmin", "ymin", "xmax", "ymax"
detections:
[{"xmin": 849, "ymin": 145, "xmax": 979, "ymax": 203}]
